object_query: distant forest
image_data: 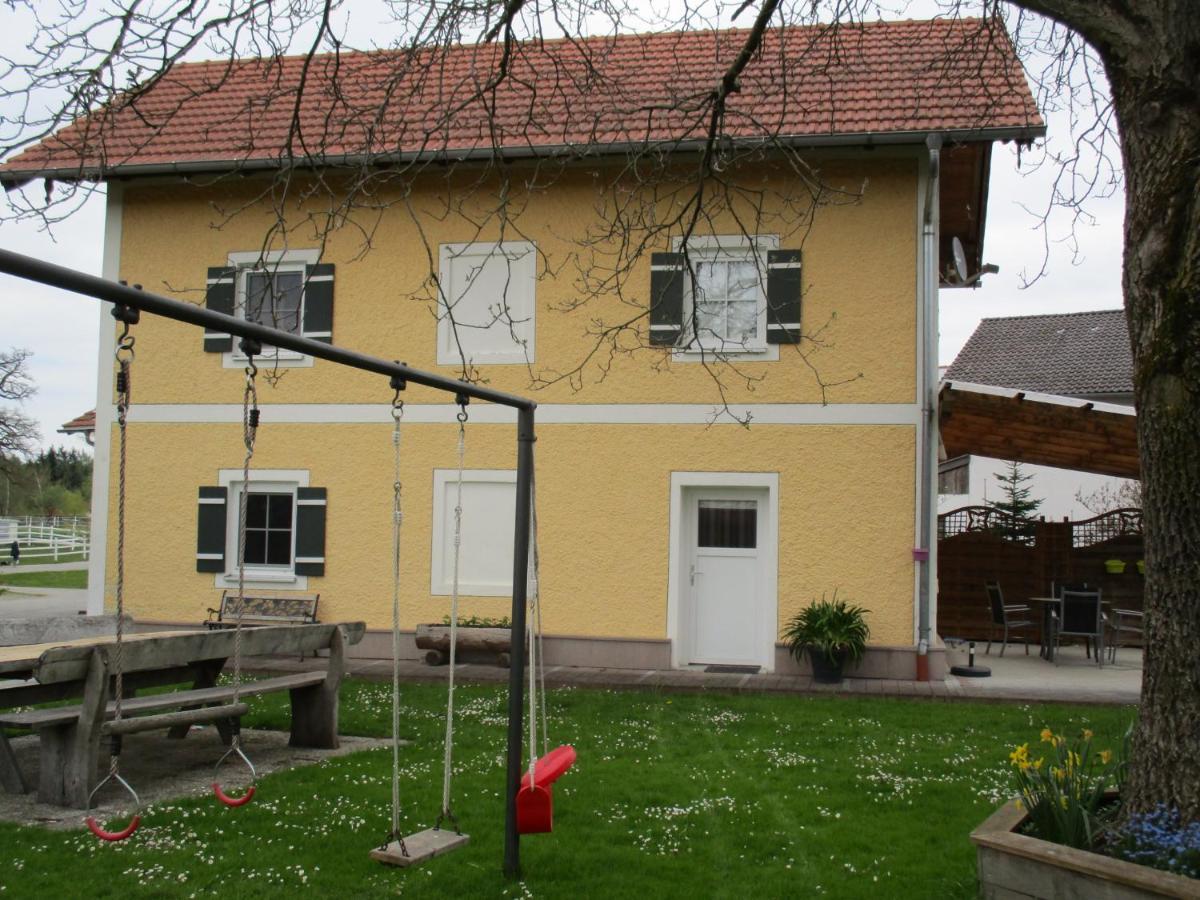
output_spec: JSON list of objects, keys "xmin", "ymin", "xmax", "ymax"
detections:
[{"xmin": 1, "ymin": 446, "xmax": 92, "ymax": 517}]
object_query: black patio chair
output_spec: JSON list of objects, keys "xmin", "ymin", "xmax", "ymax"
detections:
[
  {"xmin": 1055, "ymin": 588, "xmax": 1105, "ymax": 667},
  {"xmin": 985, "ymin": 582, "xmax": 1037, "ymax": 657}
]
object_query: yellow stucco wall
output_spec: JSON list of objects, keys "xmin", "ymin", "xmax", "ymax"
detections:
[
  {"xmin": 101, "ymin": 152, "xmax": 922, "ymax": 650},
  {"xmin": 113, "ymin": 156, "xmax": 917, "ymax": 407},
  {"xmin": 108, "ymin": 421, "xmax": 915, "ymax": 645}
]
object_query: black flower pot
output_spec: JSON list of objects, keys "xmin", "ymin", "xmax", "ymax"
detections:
[{"xmin": 810, "ymin": 649, "xmax": 848, "ymax": 684}]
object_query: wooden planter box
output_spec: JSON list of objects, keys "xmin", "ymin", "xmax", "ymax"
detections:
[
  {"xmin": 971, "ymin": 799, "xmax": 1199, "ymax": 899},
  {"xmin": 414, "ymin": 624, "xmax": 514, "ymax": 667}
]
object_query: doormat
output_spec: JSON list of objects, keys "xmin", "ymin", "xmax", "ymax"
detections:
[{"xmin": 703, "ymin": 665, "xmax": 761, "ymax": 674}]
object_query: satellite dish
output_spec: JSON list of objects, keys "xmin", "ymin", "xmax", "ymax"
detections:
[{"xmin": 951, "ymin": 236, "xmax": 969, "ymax": 283}]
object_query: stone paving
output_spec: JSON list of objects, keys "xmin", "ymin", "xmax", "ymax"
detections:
[{"xmin": 247, "ymin": 640, "xmax": 1141, "ymax": 707}]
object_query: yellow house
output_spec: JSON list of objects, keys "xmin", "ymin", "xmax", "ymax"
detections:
[{"xmin": 1, "ymin": 20, "xmax": 1043, "ymax": 679}]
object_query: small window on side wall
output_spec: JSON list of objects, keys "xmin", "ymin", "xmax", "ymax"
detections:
[
  {"xmin": 650, "ymin": 234, "xmax": 801, "ymax": 355},
  {"xmin": 437, "ymin": 242, "xmax": 535, "ymax": 365},
  {"xmin": 196, "ymin": 471, "xmax": 326, "ymax": 588},
  {"xmin": 204, "ymin": 250, "xmax": 333, "ymax": 363}
]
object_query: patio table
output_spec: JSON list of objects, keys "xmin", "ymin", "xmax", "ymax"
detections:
[{"xmin": 1027, "ymin": 597, "xmax": 1109, "ymax": 663}]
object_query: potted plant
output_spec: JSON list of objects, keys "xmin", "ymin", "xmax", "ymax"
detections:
[
  {"xmin": 781, "ymin": 592, "xmax": 870, "ymax": 684},
  {"xmin": 1105, "ymin": 558, "xmax": 1127, "ymax": 574},
  {"xmin": 415, "ymin": 615, "xmax": 514, "ymax": 667}
]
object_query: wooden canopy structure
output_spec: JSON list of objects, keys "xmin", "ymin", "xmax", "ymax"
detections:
[{"xmin": 939, "ymin": 381, "xmax": 1139, "ymax": 478}]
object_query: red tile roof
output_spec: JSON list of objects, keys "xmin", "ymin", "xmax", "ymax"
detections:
[
  {"xmin": 2, "ymin": 18, "xmax": 1042, "ymax": 180},
  {"xmin": 58, "ymin": 410, "xmax": 96, "ymax": 433}
]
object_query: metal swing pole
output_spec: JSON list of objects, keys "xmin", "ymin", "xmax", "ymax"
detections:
[{"xmin": 503, "ymin": 405, "xmax": 535, "ymax": 879}]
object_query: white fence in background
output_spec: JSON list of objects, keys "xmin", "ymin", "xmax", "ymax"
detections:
[{"xmin": 0, "ymin": 516, "xmax": 91, "ymax": 564}]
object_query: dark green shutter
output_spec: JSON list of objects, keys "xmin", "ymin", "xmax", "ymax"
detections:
[
  {"xmin": 294, "ymin": 487, "xmax": 327, "ymax": 576},
  {"xmin": 766, "ymin": 249, "xmax": 802, "ymax": 344},
  {"xmin": 204, "ymin": 267, "xmax": 236, "ymax": 353},
  {"xmin": 196, "ymin": 486, "xmax": 227, "ymax": 572},
  {"xmin": 302, "ymin": 263, "xmax": 334, "ymax": 344},
  {"xmin": 649, "ymin": 252, "xmax": 685, "ymax": 346}
]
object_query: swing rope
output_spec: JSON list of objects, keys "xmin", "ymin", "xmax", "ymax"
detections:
[
  {"xmin": 387, "ymin": 377, "xmax": 406, "ymax": 853},
  {"xmin": 86, "ymin": 311, "xmax": 142, "ymax": 842},
  {"xmin": 437, "ymin": 396, "xmax": 469, "ymax": 832},
  {"xmin": 212, "ymin": 343, "xmax": 259, "ymax": 807},
  {"xmin": 526, "ymin": 456, "xmax": 549, "ymax": 792}
]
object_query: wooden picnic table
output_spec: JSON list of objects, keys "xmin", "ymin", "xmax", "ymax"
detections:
[{"xmin": 0, "ymin": 622, "xmax": 364, "ymax": 807}]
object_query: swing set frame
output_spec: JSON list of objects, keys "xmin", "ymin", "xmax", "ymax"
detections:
[{"xmin": 0, "ymin": 246, "xmax": 537, "ymax": 879}]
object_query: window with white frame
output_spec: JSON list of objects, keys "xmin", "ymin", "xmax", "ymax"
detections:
[
  {"xmin": 196, "ymin": 468, "xmax": 325, "ymax": 589},
  {"xmin": 673, "ymin": 235, "xmax": 778, "ymax": 353},
  {"xmin": 203, "ymin": 249, "xmax": 329, "ymax": 365},
  {"xmin": 437, "ymin": 242, "xmax": 536, "ymax": 365},
  {"xmin": 430, "ymin": 469, "xmax": 516, "ymax": 596}
]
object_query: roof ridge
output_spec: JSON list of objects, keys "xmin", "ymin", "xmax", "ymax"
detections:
[
  {"xmin": 978, "ymin": 308, "xmax": 1125, "ymax": 323},
  {"xmin": 160, "ymin": 16, "xmax": 992, "ymax": 73}
]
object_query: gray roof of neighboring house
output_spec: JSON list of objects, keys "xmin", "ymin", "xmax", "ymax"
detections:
[{"xmin": 944, "ymin": 309, "xmax": 1133, "ymax": 397}]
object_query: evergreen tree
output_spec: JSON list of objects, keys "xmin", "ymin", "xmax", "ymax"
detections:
[{"xmin": 987, "ymin": 462, "xmax": 1043, "ymax": 540}]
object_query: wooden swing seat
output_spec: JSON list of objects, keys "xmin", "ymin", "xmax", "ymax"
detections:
[{"xmin": 369, "ymin": 827, "xmax": 470, "ymax": 867}]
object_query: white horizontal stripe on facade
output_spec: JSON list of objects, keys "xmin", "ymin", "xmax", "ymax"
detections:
[
  {"xmin": 294, "ymin": 556, "xmax": 325, "ymax": 564},
  {"xmin": 125, "ymin": 402, "xmax": 922, "ymax": 427},
  {"xmin": 195, "ymin": 552, "xmax": 223, "ymax": 560},
  {"xmin": 301, "ymin": 331, "xmax": 332, "ymax": 338},
  {"xmin": 296, "ymin": 498, "xmax": 326, "ymax": 506},
  {"xmin": 767, "ymin": 324, "xmax": 801, "ymax": 330},
  {"xmin": 767, "ymin": 262, "xmax": 802, "ymax": 269},
  {"xmin": 198, "ymin": 497, "xmax": 225, "ymax": 504},
  {"xmin": 650, "ymin": 264, "xmax": 684, "ymax": 271}
]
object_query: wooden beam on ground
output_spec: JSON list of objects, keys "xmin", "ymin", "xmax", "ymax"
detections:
[{"xmin": 103, "ymin": 703, "xmax": 248, "ymax": 736}]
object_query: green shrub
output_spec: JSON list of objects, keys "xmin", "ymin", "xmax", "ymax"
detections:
[{"xmin": 781, "ymin": 591, "xmax": 870, "ymax": 665}]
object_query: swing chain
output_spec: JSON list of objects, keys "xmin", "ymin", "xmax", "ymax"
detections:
[
  {"xmin": 439, "ymin": 391, "xmax": 469, "ymax": 828},
  {"xmin": 112, "ymin": 313, "xmax": 136, "ymax": 740},
  {"xmin": 388, "ymin": 372, "xmax": 406, "ymax": 850},
  {"xmin": 231, "ymin": 342, "xmax": 259, "ymax": 753}
]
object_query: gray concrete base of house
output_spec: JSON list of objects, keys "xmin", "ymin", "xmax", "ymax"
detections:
[
  {"xmin": 352, "ymin": 629, "xmax": 949, "ymax": 682},
  {"xmin": 130, "ymin": 620, "xmax": 947, "ymax": 681}
]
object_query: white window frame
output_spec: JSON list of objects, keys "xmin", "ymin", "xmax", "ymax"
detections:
[
  {"xmin": 222, "ymin": 249, "xmax": 321, "ymax": 369},
  {"xmin": 430, "ymin": 468, "xmax": 516, "ymax": 597},
  {"xmin": 216, "ymin": 468, "xmax": 309, "ymax": 589},
  {"xmin": 437, "ymin": 241, "xmax": 536, "ymax": 366},
  {"xmin": 671, "ymin": 234, "xmax": 780, "ymax": 361}
]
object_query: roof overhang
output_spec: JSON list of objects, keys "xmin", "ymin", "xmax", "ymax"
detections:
[
  {"xmin": 939, "ymin": 381, "xmax": 1139, "ymax": 478},
  {"xmin": 1, "ymin": 124, "xmax": 1045, "ymax": 190}
]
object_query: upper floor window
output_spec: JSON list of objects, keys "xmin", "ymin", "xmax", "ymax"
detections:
[
  {"xmin": 650, "ymin": 234, "xmax": 800, "ymax": 357},
  {"xmin": 203, "ymin": 249, "xmax": 334, "ymax": 364},
  {"xmin": 437, "ymin": 241, "xmax": 536, "ymax": 365}
]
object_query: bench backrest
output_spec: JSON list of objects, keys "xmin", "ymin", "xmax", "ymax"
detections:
[
  {"xmin": 220, "ymin": 592, "xmax": 319, "ymax": 620},
  {"xmin": 35, "ymin": 622, "xmax": 364, "ymax": 684}
]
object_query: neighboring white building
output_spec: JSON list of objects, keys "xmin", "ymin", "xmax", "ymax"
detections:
[{"xmin": 938, "ymin": 309, "xmax": 1138, "ymax": 520}]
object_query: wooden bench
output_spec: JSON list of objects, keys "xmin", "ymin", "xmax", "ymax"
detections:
[
  {"xmin": 0, "ymin": 622, "xmax": 363, "ymax": 807},
  {"xmin": 205, "ymin": 592, "xmax": 320, "ymax": 628}
]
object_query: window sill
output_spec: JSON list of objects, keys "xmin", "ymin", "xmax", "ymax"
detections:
[
  {"xmin": 672, "ymin": 345, "xmax": 779, "ymax": 362},
  {"xmin": 216, "ymin": 570, "xmax": 308, "ymax": 590},
  {"xmin": 223, "ymin": 350, "xmax": 314, "ymax": 369}
]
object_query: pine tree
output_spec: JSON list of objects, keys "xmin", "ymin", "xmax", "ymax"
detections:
[{"xmin": 987, "ymin": 462, "xmax": 1043, "ymax": 540}]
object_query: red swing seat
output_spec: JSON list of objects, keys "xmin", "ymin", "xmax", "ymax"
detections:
[{"xmin": 517, "ymin": 745, "xmax": 576, "ymax": 834}]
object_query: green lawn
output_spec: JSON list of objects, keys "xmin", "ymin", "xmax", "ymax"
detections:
[
  {"xmin": 0, "ymin": 568, "xmax": 88, "ymax": 589},
  {"xmin": 0, "ymin": 681, "xmax": 1134, "ymax": 898}
]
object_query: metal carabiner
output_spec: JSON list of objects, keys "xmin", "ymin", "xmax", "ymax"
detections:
[
  {"xmin": 85, "ymin": 770, "xmax": 142, "ymax": 842},
  {"xmin": 212, "ymin": 743, "xmax": 257, "ymax": 808}
]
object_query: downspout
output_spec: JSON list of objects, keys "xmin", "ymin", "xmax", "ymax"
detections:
[{"xmin": 916, "ymin": 133, "xmax": 942, "ymax": 681}]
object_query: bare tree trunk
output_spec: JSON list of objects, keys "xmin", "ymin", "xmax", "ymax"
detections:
[{"xmin": 1102, "ymin": 9, "xmax": 1200, "ymax": 820}]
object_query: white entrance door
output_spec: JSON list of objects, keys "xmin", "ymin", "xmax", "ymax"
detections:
[{"xmin": 687, "ymin": 488, "xmax": 767, "ymax": 666}]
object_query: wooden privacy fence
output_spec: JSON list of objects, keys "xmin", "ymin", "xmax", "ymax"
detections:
[{"xmin": 937, "ymin": 507, "xmax": 1145, "ymax": 642}]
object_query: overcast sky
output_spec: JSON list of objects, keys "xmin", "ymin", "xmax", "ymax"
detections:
[{"xmin": 0, "ymin": 5, "xmax": 1126, "ymax": 454}]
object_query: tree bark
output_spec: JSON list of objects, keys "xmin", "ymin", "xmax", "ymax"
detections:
[{"xmin": 1059, "ymin": 1, "xmax": 1200, "ymax": 819}]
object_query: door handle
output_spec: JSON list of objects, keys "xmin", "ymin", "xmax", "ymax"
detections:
[{"xmin": 690, "ymin": 563, "xmax": 701, "ymax": 585}]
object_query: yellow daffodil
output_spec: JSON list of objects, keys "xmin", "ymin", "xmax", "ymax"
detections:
[
  {"xmin": 1040, "ymin": 727, "xmax": 1054, "ymax": 743},
  {"xmin": 1100, "ymin": 750, "xmax": 1112, "ymax": 765},
  {"xmin": 1009, "ymin": 744, "xmax": 1029, "ymax": 765},
  {"xmin": 1082, "ymin": 729, "xmax": 1094, "ymax": 740}
]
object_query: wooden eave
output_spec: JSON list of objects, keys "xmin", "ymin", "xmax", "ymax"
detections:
[
  {"xmin": 939, "ymin": 381, "xmax": 1139, "ymax": 478},
  {"xmin": 939, "ymin": 141, "xmax": 991, "ymax": 287}
]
